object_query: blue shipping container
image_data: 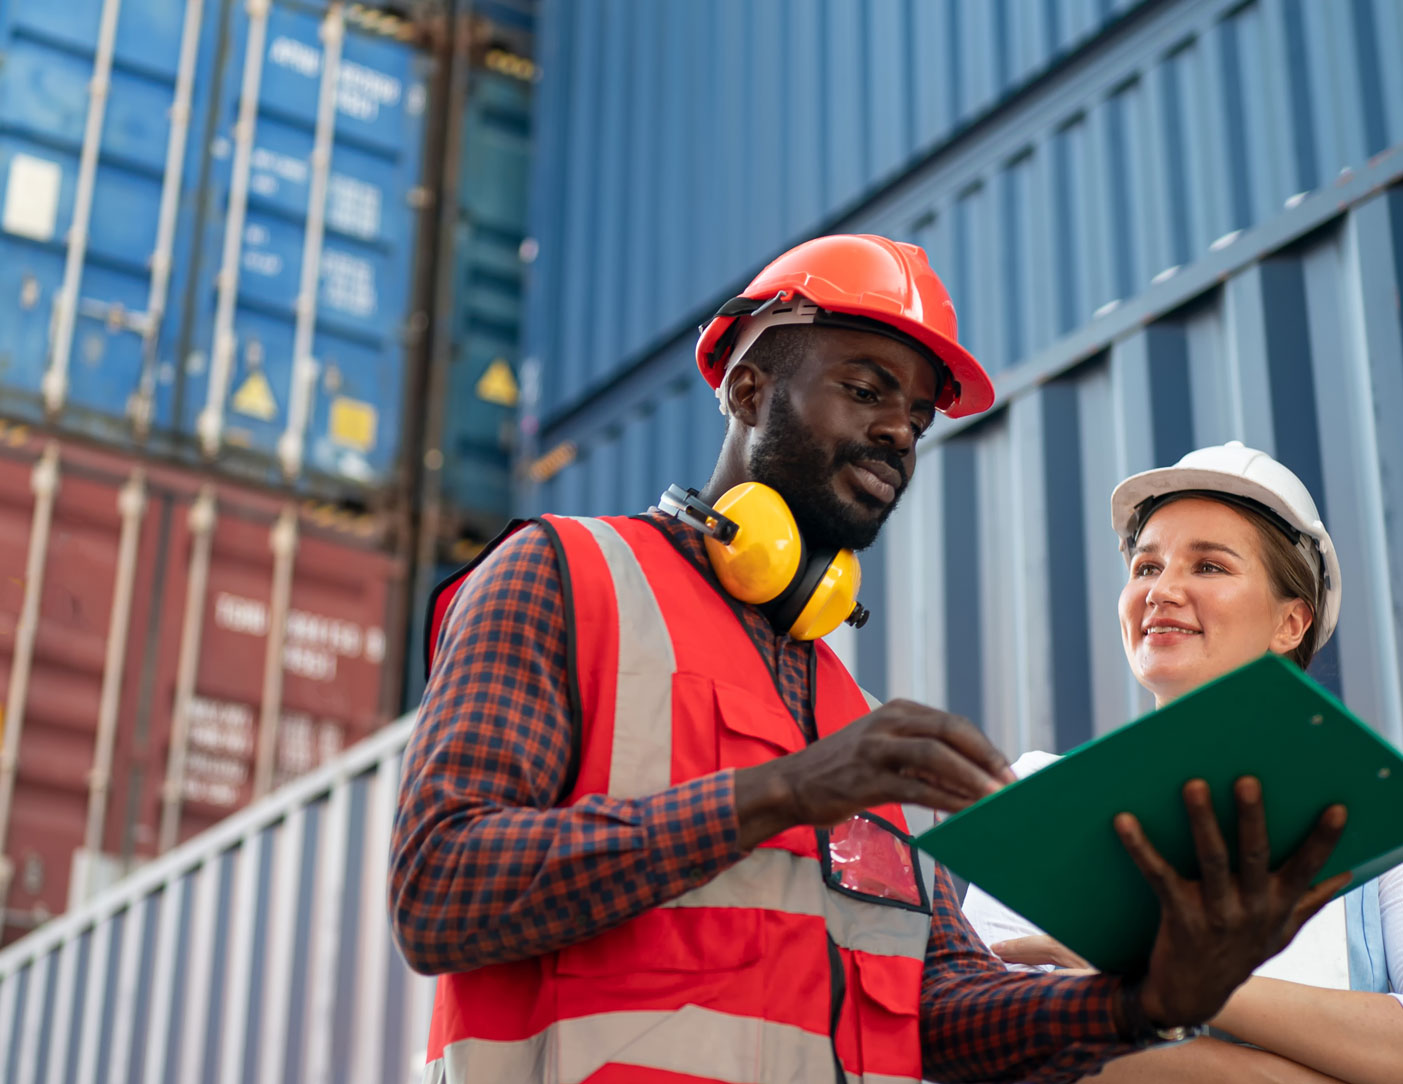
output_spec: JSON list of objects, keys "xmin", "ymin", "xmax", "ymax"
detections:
[
  {"xmin": 530, "ymin": 0, "xmax": 1403, "ymax": 475},
  {"xmin": 0, "ymin": 0, "xmax": 432, "ymax": 496},
  {"xmin": 438, "ymin": 63, "xmax": 532, "ymax": 533},
  {"xmin": 522, "ymin": 0, "xmax": 1151, "ymax": 427}
]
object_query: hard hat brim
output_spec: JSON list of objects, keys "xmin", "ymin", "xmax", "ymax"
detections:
[{"xmin": 697, "ymin": 305, "xmax": 996, "ymax": 418}]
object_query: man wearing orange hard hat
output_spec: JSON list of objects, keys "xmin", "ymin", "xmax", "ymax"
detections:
[{"xmin": 392, "ymin": 234, "xmax": 1346, "ymax": 1083}]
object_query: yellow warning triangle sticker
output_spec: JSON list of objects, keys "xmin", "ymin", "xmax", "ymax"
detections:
[
  {"xmin": 231, "ymin": 370, "xmax": 278, "ymax": 421},
  {"xmin": 475, "ymin": 358, "xmax": 519, "ymax": 407}
]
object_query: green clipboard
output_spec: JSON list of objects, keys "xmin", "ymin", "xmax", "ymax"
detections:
[{"xmin": 914, "ymin": 654, "xmax": 1403, "ymax": 974}]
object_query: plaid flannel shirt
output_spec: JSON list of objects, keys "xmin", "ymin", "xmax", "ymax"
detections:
[{"xmin": 389, "ymin": 513, "xmax": 1138, "ymax": 1082}]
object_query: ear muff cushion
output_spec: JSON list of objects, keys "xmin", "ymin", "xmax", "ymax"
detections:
[
  {"xmin": 762, "ymin": 547, "xmax": 838, "ymax": 636},
  {"xmin": 705, "ymin": 482, "xmax": 805, "ymax": 604}
]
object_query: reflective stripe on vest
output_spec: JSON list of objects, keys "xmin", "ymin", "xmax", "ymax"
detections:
[
  {"xmin": 573, "ymin": 517, "xmax": 676, "ymax": 799},
  {"xmin": 661, "ymin": 847, "xmax": 929, "ymax": 961},
  {"xmin": 424, "ymin": 1008, "xmax": 923, "ymax": 1084},
  {"xmin": 424, "ymin": 515, "xmax": 928, "ymax": 1084}
]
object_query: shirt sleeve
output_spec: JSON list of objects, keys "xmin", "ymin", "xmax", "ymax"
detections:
[
  {"xmin": 923, "ymin": 862, "xmax": 1138, "ymax": 1083},
  {"xmin": 1377, "ymin": 862, "xmax": 1403, "ymax": 1003},
  {"xmin": 387, "ymin": 524, "xmax": 744, "ymax": 975}
]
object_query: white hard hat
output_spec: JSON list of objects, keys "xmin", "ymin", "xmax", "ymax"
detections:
[{"xmin": 1110, "ymin": 441, "xmax": 1341, "ymax": 648}]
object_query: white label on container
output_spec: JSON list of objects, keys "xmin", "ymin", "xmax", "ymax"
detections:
[
  {"xmin": 275, "ymin": 714, "xmax": 346, "ymax": 786},
  {"xmin": 268, "ymin": 35, "xmax": 321, "ymax": 79},
  {"xmin": 3, "ymin": 154, "xmax": 62, "ymax": 241},
  {"xmin": 284, "ymin": 642, "xmax": 337, "ymax": 682},
  {"xmin": 187, "ymin": 696, "xmax": 256, "ymax": 756},
  {"xmin": 326, "ymin": 173, "xmax": 381, "ymax": 239},
  {"xmin": 213, "ymin": 592, "xmax": 384, "ymax": 683},
  {"xmin": 266, "ymin": 35, "xmax": 403, "ymax": 123},
  {"xmin": 183, "ymin": 750, "xmax": 247, "ymax": 807},
  {"xmin": 250, "ymin": 145, "xmax": 310, "ymax": 201},
  {"xmin": 243, "ymin": 250, "xmax": 283, "ymax": 277},
  {"xmin": 320, "ymin": 249, "xmax": 376, "ymax": 318},
  {"xmin": 338, "ymin": 62, "xmax": 402, "ymax": 122},
  {"xmin": 215, "ymin": 592, "xmax": 269, "ymax": 636}
]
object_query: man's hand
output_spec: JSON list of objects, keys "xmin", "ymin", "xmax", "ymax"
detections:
[
  {"xmin": 1119, "ymin": 776, "xmax": 1350, "ymax": 1030},
  {"xmin": 733, "ymin": 700, "xmax": 1015, "ymax": 850}
]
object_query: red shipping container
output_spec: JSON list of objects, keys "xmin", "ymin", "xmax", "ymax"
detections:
[{"xmin": 0, "ymin": 433, "xmax": 406, "ymax": 944}]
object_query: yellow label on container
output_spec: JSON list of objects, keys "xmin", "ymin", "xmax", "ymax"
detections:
[
  {"xmin": 476, "ymin": 358, "xmax": 519, "ymax": 407},
  {"xmin": 330, "ymin": 397, "xmax": 378, "ymax": 451},
  {"xmin": 231, "ymin": 370, "xmax": 278, "ymax": 420}
]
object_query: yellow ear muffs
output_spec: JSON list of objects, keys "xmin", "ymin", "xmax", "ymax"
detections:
[
  {"xmin": 786, "ymin": 548, "xmax": 863, "ymax": 641},
  {"xmin": 658, "ymin": 483, "xmax": 871, "ymax": 641},
  {"xmin": 702, "ymin": 482, "xmax": 804, "ymax": 604}
]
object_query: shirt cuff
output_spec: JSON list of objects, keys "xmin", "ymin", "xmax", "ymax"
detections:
[{"xmin": 640, "ymin": 769, "xmax": 744, "ymax": 898}]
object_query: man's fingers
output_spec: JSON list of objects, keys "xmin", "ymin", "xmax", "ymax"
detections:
[
  {"xmin": 881, "ymin": 735, "xmax": 1005, "ymax": 801},
  {"xmin": 883, "ymin": 705, "xmax": 1015, "ymax": 785},
  {"xmin": 1181, "ymin": 780, "xmax": 1233, "ymax": 911},
  {"xmin": 1234, "ymin": 776, "xmax": 1271, "ymax": 898},
  {"xmin": 1289, "ymin": 871, "xmax": 1354, "ymax": 932},
  {"xmin": 1114, "ymin": 812, "xmax": 1179, "ymax": 902},
  {"xmin": 1275, "ymin": 804, "xmax": 1347, "ymax": 897},
  {"xmin": 924, "ymin": 714, "xmax": 1016, "ymax": 785},
  {"xmin": 882, "ymin": 771, "xmax": 987, "ymax": 814}
]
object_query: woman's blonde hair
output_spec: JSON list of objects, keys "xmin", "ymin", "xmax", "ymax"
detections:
[{"xmin": 1238, "ymin": 503, "xmax": 1321, "ymax": 670}]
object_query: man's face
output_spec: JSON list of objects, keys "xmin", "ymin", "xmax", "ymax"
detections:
[{"xmin": 746, "ymin": 327, "xmax": 937, "ymax": 552}]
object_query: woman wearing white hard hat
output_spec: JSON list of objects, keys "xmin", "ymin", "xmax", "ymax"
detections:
[{"xmin": 963, "ymin": 442, "xmax": 1402, "ymax": 1082}]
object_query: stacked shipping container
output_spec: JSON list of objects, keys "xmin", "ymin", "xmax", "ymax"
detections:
[
  {"xmin": 0, "ymin": 430, "xmax": 406, "ymax": 943},
  {"xmin": 0, "ymin": 0, "xmax": 434, "ymax": 497},
  {"xmin": 0, "ymin": 0, "xmax": 504, "ymax": 943},
  {"xmin": 520, "ymin": 0, "xmax": 1152, "ymax": 429}
]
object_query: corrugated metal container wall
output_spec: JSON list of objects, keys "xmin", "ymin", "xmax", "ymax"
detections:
[
  {"xmin": 438, "ymin": 55, "xmax": 533, "ymax": 534},
  {"xmin": 524, "ymin": 0, "xmax": 1403, "ymax": 753},
  {"xmin": 0, "ymin": 720, "xmax": 435, "ymax": 1084},
  {"xmin": 530, "ymin": 0, "xmax": 1403, "ymax": 463},
  {"xmin": 0, "ymin": 434, "xmax": 406, "ymax": 945},
  {"xmin": 522, "ymin": 0, "xmax": 1152, "ymax": 425},
  {"xmin": 403, "ymin": 4, "xmax": 535, "ymax": 711},
  {"xmin": 0, "ymin": 0, "xmax": 433, "ymax": 498}
]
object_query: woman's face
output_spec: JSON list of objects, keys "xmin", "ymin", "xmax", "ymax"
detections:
[{"xmin": 1118, "ymin": 497, "xmax": 1312, "ymax": 706}]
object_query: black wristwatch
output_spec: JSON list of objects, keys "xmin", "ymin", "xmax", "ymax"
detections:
[
  {"xmin": 1118, "ymin": 982, "xmax": 1209, "ymax": 1046},
  {"xmin": 1145, "ymin": 1023, "xmax": 1208, "ymax": 1044}
]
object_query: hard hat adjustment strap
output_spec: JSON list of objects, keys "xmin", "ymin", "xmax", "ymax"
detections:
[{"xmin": 699, "ymin": 292, "xmax": 791, "ymax": 369}]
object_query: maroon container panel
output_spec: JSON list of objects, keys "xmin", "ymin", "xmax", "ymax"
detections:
[
  {"xmin": 0, "ymin": 435, "xmax": 405, "ymax": 942},
  {"xmin": 0, "ymin": 439, "xmax": 166, "ymax": 942},
  {"xmin": 130, "ymin": 481, "xmax": 403, "ymax": 847}
]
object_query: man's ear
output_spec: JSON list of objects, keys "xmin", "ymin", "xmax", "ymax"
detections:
[{"xmin": 725, "ymin": 362, "xmax": 766, "ymax": 427}]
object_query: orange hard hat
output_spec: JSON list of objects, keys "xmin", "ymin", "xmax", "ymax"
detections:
[{"xmin": 695, "ymin": 234, "xmax": 995, "ymax": 419}]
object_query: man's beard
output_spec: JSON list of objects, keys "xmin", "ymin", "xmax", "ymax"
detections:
[{"xmin": 747, "ymin": 386, "xmax": 908, "ymax": 553}]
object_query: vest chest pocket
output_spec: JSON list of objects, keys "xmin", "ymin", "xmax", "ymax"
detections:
[
  {"xmin": 669, "ymin": 672, "xmax": 807, "ymax": 776},
  {"xmin": 848, "ymin": 951, "xmax": 924, "ymax": 1078}
]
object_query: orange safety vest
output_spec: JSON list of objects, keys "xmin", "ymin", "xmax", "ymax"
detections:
[{"xmin": 422, "ymin": 515, "xmax": 932, "ymax": 1084}]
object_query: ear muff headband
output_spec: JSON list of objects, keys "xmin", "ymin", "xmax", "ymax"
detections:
[{"xmin": 659, "ymin": 484, "xmax": 869, "ymax": 640}]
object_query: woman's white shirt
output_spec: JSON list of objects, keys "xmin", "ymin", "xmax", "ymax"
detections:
[{"xmin": 960, "ymin": 751, "xmax": 1403, "ymax": 1005}]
